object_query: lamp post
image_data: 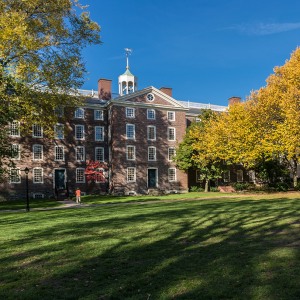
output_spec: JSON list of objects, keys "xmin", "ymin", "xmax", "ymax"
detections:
[{"xmin": 24, "ymin": 167, "xmax": 30, "ymax": 212}]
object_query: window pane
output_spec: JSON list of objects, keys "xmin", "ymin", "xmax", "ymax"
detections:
[
  {"xmin": 94, "ymin": 110, "xmax": 103, "ymax": 120},
  {"xmin": 33, "ymin": 144, "xmax": 43, "ymax": 160},
  {"xmin": 75, "ymin": 125, "xmax": 84, "ymax": 140},
  {"xmin": 10, "ymin": 168, "xmax": 21, "ymax": 183},
  {"xmin": 148, "ymin": 147, "xmax": 156, "ymax": 161},
  {"xmin": 76, "ymin": 168, "xmax": 85, "ymax": 183},
  {"xmin": 55, "ymin": 146, "xmax": 64, "ymax": 161},
  {"xmin": 147, "ymin": 126, "xmax": 156, "ymax": 140},
  {"xmin": 168, "ymin": 147, "xmax": 176, "ymax": 161},
  {"xmin": 33, "ymin": 124, "xmax": 43, "ymax": 138},
  {"xmin": 127, "ymin": 146, "xmax": 135, "ymax": 160},
  {"xmin": 168, "ymin": 168, "xmax": 176, "ymax": 181},
  {"xmin": 126, "ymin": 124, "xmax": 135, "ymax": 139},
  {"xmin": 147, "ymin": 109, "xmax": 155, "ymax": 120},
  {"xmin": 95, "ymin": 126, "xmax": 104, "ymax": 141},
  {"xmin": 33, "ymin": 168, "xmax": 43, "ymax": 183},
  {"xmin": 127, "ymin": 167, "xmax": 136, "ymax": 182},
  {"xmin": 76, "ymin": 146, "xmax": 85, "ymax": 161},
  {"xmin": 95, "ymin": 147, "xmax": 104, "ymax": 162}
]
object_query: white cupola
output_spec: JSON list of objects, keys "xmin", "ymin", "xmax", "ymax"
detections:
[{"xmin": 118, "ymin": 48, "xmax": 137, "ymax": 96}]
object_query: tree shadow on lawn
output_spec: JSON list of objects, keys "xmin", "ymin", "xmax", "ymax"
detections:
[{"xmin": 1, "ymin": 197, "xmax": 300, "ymax": 299}]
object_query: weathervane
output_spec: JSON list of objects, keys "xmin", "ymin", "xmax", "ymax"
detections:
[{"xmin": 124, "ymin": 48, "xmax": 132, "ymax": 69}]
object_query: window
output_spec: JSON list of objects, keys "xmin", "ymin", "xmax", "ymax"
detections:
[
  {"xmin": 168, "ymin": 147, "xmax": 176, "ymax": 161},
  {"xmin": 76, "ymin": 146, "xmax": 85, "ymax": 161},
  {"xmin": 74, "ymin": 108, "xmax": 84, "ymax": 119},
  {"xmin": 10, "ymin": 168, "xmax": 21, "ymax": 184},
  {"xmin": 167, "ymin": 111, "xmax": 175, "ymax": 121},
  {"xmin": 148, "ymin": 146, "xmax": 156, "ymax": 161},
  {"xmin": 224, "ymin": 171, "xmax": 230, "ymax": 182},
  {"xmin": 126, "ymin": 146, "xmax": 135, "ymax": 160},
  {"xmin": 75, "ymin": 125, "xmax": 85, "ymax": 140},
  {"xmin": 147, "ymin": 126, "xmax": 156, "ymax": 140},
  {"xmin": 196, "ymin": 170, "xmax": 202, "ymax": 182},
  {"xmin": 33, "ymin": 168, "xmax": 43, "ymax": 184},
  {"xmin": 76, "ymin": 168, "xmax": 85, "ymax": 183},
  {"xmin": 168, "ymin": 127, "xmax": 176, "ymax": 141},
  {"xmin": 33, "ymin": 193, "xmax": 44, "ymax": 199},
  {"xmin": 9, "ymin": 121, "xmax": 20, "ymax": 137},
  {"xmin": 147, "ymin": 109, "xmax": 155, "ymax": 120},
  {"xmin": 55, "ymin": 146, "xmax": 64, "ymax": 161},
  {"xmin": 95, "ymin": 168, "xmax": 105, "ymax": 183},
  {"xmin": 11, "ymin": 144, "xmax": 20, "ymax": 160},
  {"xmin": 168, "ymin": 168, "xmax": 176, "ymax": 182},
  {"xmin": 33, "ymin": 144, "xmax": 43, "ymax": 160},
  {"xmin": 126, "ymin": 107, "xmax": 135, "ymax": 118},
  {"xmin": 248, "ymin": 170, "xmax": 255, "ymax": 182},
  {"xmin": 32, "ymin": 124, "xmax": 43, "ymax": 138},
  {"xmin": 95, "ymin": 147, "xmax": 104, "ymax": 162},
  {"xmin": 54, "ymin": 124, "xmax": 64, "ymax": 139},
  {"xmin": 126, "ymin": 124, "xmax": 135, "ymax": 139},
  {"xmin": 127, "ymin": 167, "xmax": 136, "ymax": 182},
  {"xmin": 94, "ymin": 109, "xmax": 104, "ymax": 120},
  {"xmin": 146, "ymin": 93, "xmax": 155, "ymax": 101},
  {"xmin": 95, "ymin": 126, "xmax": 104, "ymax": 141},
  {"xmin": 237, "ymin": 170, "xmax": 243, "ymax": 182}
]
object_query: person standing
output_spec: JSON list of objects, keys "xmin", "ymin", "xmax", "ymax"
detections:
[{"xmin": 75, "ymin": 188, "xmax": 81, "ymax": 204}]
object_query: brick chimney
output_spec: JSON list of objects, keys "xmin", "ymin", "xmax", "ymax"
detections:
[
  {"xmin": 160, "ymin": 87, "xmax": 172, "ymax": 97},
  {"xmin": 98, "ymin": 79, "xmax": 112, "ymax": 100},
  {"xmin": 228, "ymin": 96, "xmax": 241, "ymax": 106}
]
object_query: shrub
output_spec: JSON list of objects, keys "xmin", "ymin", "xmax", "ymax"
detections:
[
  {"xmin": 232, "ymin": 182, "xmax": 250, "ymax": 191},
  {"xmin": 190, "ymin": 186, "xmax": 204, "ymax": 192}
]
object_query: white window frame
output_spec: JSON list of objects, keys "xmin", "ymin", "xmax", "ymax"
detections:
[
  {"xmin": 167, "ymin": 111, "xmax": 175, "ymax": 121},
  {"xmin": 94, "ymin": 109, "xmax": 104, "ymax": 120},
  {"xmin": 147, "ymin": 125, "xmax": 156, "ymax": 141},
  {"xmin": 224, "ymin": 171, "xmax": 230, "ymax": 182},
  {"xmin": 168, "ymin": 127, "xmax": 176, "ymax": 141},
  {"xmin": 168, "ymin": 168, "xmax": 177, "ymax": 182},
  {"xmin": 32, "ymin": 124, "xmax": 43, "ymax": 138},
  {"xmin": 11, "ymin": 144, "xmax": 20, "ymax": 160},
  {"xmin": 33, "ymin": 144, "xmax": 43, "ymax": 160},
  {"xmin": 55, "ymin": 146, "xmax": 65, "ymax": 161},
  {"xmin": 126, "ymin": 145, "xmax": 136, "ymax": 160},
  {"xmin": 168, "ymin": 147, "xmax": 176, "ymax": 161},
  {"xmin": 147, "ymin": 109, "xmax": 156, "ymax": 120},
  {"xmin": 237, "ymin": 170, "xmax": 243, "ymax": 182},
  {"xmin": 95, "ymin": 147, "xmax": 104, "ymax": 162},
  {"xmin": 127, "ymin": 167, "xmax": 136, "ymax": 182},
  {"xmin": 10, "ymin": 168, "xmax": 21, "ymax": 184},
  {"xmin": 95, "ymin": 168, "xmax": 105, "ymax": 183},
  {"xmin": 95, "ymin": 126, "xmax": 104, "ymax": 141},
  {"xmin": 76, "ymin": 146, "xmax": 85, "ymax": 162},
  {"xmin": 33, "ymin": 168, "xmax": 43, "ymax": 184},
  {"xmin": 76, "ymin": 168, "xmax": 85, "ymax": 183},
  {"xmin": 9, "ymin": 121, "xmax": 20, "ymax": 137},
  {"xmin": 75, "ymin": 125, "xmax": 85, "ymax": 140},
  {"xmin": 148, "ymin": 146, "xmax": 156, "ymax": 161},
  {"xmin": 248, "ymin": 170, "xmax": 255, "ymax": 182},
  {"xmin": 74, "ymin": 108, "xmax": 84, "ymax": 119},
  {"xmin": 126, "ymin": 124, "xmax": 135, "ymax": 140},
  {"xmin": 54, "ymin": 124, "xmax": 64, "ymax": 139},
  {"xmin": 126, "ymin": 107, "xmax": 135, "ymax": 118}
]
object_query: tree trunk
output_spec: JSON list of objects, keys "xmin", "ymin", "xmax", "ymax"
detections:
[
  {"xmin": 204, "ymin": 179, "xmax": 209, "ymax": 192},
  {"xmin": 292, "ymin": 158, "xmax": 298, "ymax": 188}
]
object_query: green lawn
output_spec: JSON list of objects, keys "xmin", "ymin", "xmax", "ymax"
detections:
[{"xmin": 0, "ymin": 193, "xmax": 300, "ymax": 299}]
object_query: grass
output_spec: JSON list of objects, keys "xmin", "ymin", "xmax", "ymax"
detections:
[{"xmin": 0, "ymin": 193, "xmax": 300, "ymax": 299}]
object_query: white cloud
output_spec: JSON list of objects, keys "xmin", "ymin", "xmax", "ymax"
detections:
[{"xmin": 227, "ymin": 22, "xmax": 300, "ymax": 35}]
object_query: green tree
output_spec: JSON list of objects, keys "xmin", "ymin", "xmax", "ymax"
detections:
[{"xmin": 0, "ymin": 0, "xmax": 100, "ymax": 177}]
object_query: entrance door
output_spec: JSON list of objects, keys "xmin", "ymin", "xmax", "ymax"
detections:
[
  {"xmin": 55, "ymin": 169, "xmax": 66, "ymax": 190},
  {"xmin": 148, "ymin": 169, "xmax": 157, "ymax": 188}
]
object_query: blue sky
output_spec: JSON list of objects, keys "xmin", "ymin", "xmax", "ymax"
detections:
[{"xmin": 81, "ymin": 0, "xmax": 300, "ymax": 106}]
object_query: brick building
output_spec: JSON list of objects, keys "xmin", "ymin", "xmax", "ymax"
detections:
[{"xmin": 1, "ymin": 58, "xmax": 229, "ymax": 200}]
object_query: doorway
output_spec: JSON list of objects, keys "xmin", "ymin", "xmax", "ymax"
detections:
[
  {"xmin": 148, "ymin": 169, "xmax": 157, "ymax": 188},
  {"xmin": 54, "ymin": 169, "xmax": 66, "ymax": 190}
]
